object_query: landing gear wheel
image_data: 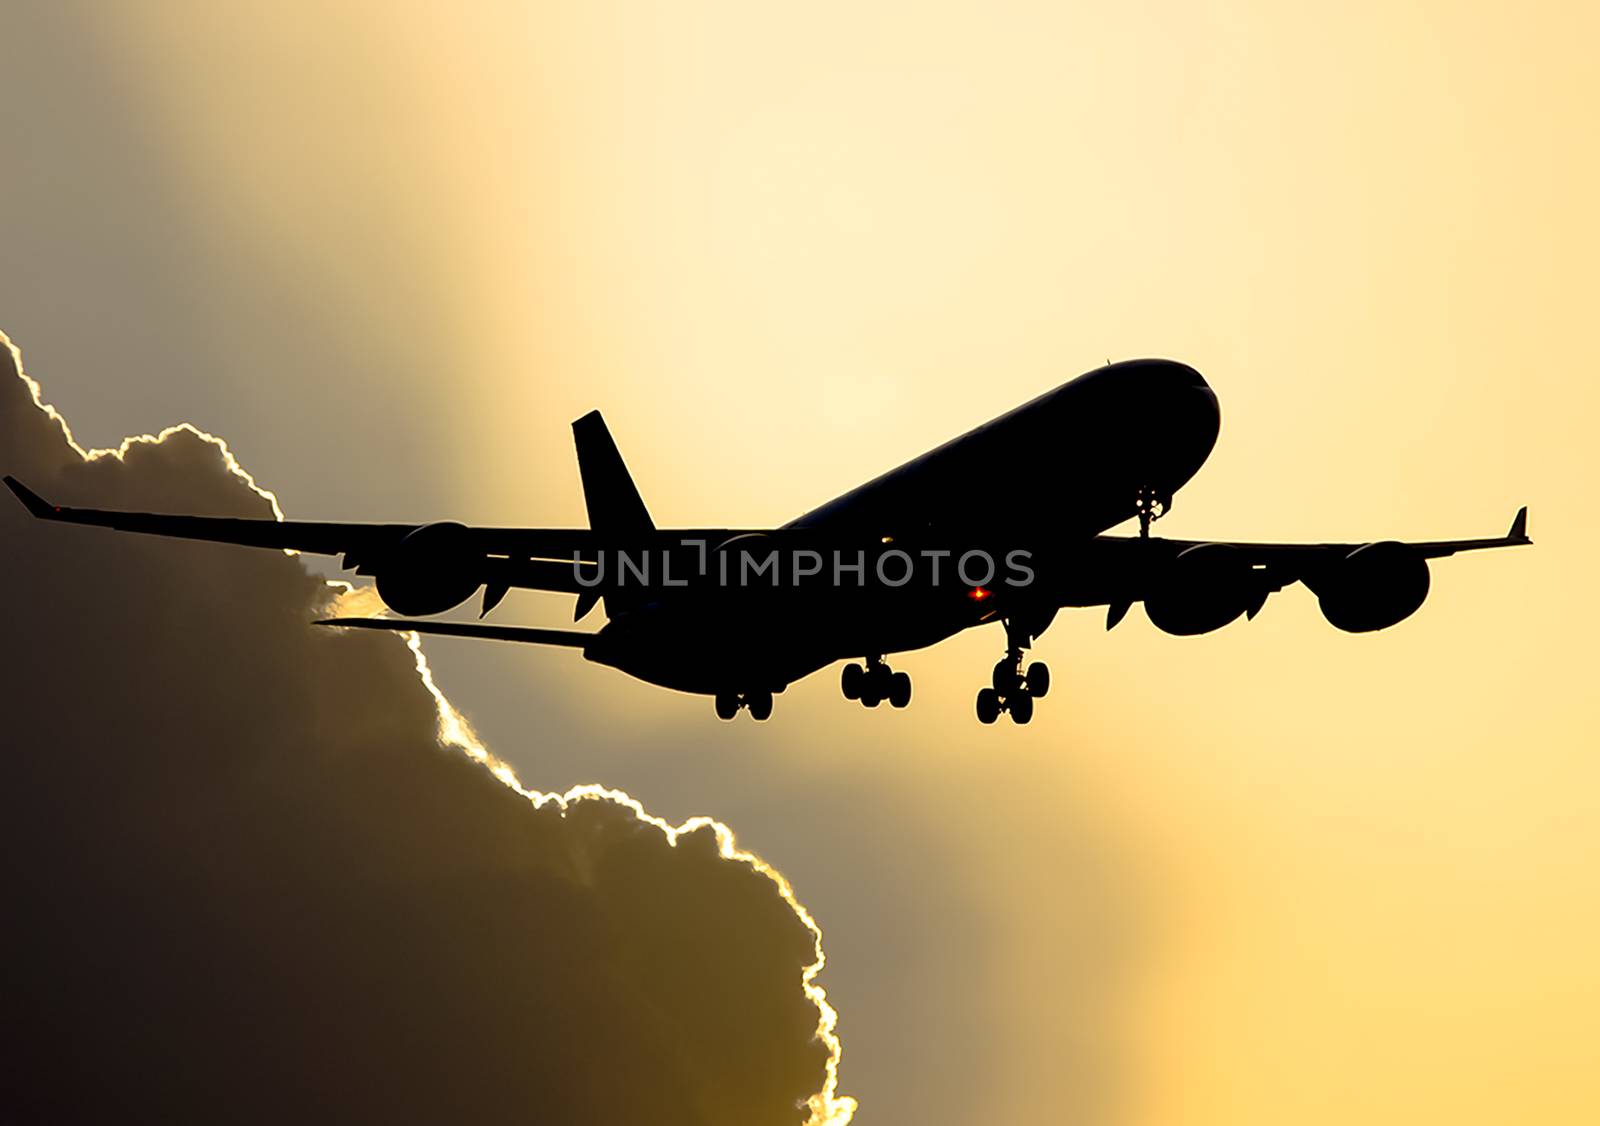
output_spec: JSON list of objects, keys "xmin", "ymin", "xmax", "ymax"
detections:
[
  {"xmin": 1009, "ymin": 693, "xmax": 1034, "ymax": 725},
  {"xmin": 746, "ymin": 691, "xmax": 773, "ymax": 721},
  {"xmin": 976, "ymin": 687, "xmax": 1001, "ymax": 724},
  {"xmin": 979, "ymin": 631, "xmax": 1049, "ymax": 724},
  {"xmin": 992, "ymin": 658, "xmax": 1022, "ymax": 696},
  {"xmin": 714, "ymin": 692, "xmax": 739, "ymax": 720},
  {"xmin": 850, "ymin": 657, "xmax": 902, "ymax": 709}
]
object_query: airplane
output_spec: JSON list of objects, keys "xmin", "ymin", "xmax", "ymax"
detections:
[{"xmin": 5, "ymin": 359, "xmax": 1530, "ymax": 724}]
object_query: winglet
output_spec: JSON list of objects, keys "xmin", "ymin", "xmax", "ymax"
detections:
[
  {"xmin": 4, "ymin": 476, "xmax": 59, "ymax": 519},
  {"xmin": 1508, "ymin": 506, "xmax": 1530, "ymax": 544}
]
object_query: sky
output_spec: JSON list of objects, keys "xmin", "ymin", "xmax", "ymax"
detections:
[
  {"xmin": 0, "ymin": 348, "xmax": 842, "ymax": 1124},
  {"xmin": 2, "ymin": 2, "xmax": 1596, "ymax": 1123}
]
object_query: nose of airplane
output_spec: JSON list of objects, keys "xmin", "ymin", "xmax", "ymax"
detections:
[
  {"xmin": 1081, "ymin": 358, "xmax": 1220, "ymax": 486},
  {"xmin": 1097, "ymin": 357, "xmax": 1210, "ymax": 392},
  {"xmin": 1155, "ymin": 362, "xmax": 1220, "ymax": 484},
  {"xmin": 1083, "ymin": 359, "xmax": 1217, "ymax": 425}
]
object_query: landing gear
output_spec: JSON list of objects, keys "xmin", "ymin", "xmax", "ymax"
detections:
[
  {"xmin": 746, "ymin": 690, "xmax": 773, "ymax": 721},
  {"xmin": 714, "ymin": 689, "xmax": 774, "ymax": 721},
  {"xmin": 976, "ymin": 687, "xmax": 1001, "ymax": 724},
  {"xmin": 1008, "ymin": 692, "xmax": 1034, "ymax": 725},
  {"xmin": 975, "ymin": 617, "xmax": 1051, "ymax": 725},
  {"xmin": 841, "ymin": 658, "xmax": 912, "ymax": 710},
  {"xmin": 991, "ymin": 657, "xmax": 1022, "ymax": 697},
  {"xmin": 1135, "ymin": 485, "xmax": 1173, "ymax": 538}
]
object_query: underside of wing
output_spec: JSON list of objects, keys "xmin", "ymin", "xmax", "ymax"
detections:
[
  {"xmin": 3, "ymin": 475, "xmax": 766, "ymax": 620},
  {"xmin": 1057, "ymin": 507, "xmax": 1531, "ymax": 636},
  {"xmin": 316, "ymin": 617, "xmax": 595, "ymax": 648},
  {"xmin": 5, "ymin": 473, "xmax": 412, "ymax": 555}
]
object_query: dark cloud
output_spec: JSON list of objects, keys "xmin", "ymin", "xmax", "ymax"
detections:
[{"xmin": 0, "ymin": 335, "xmax": 851, "ymax": 1125}]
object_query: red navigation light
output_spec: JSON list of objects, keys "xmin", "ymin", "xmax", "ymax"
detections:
[{"xmin": 967, "ymin": 586, "xmax": 992, "ymax": 602}]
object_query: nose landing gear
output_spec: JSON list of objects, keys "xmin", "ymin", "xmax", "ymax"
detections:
[
  {"xmin": 841, "ymin": 657, "xmax": 912, "ymax": 709},
  {"xmin": 1135, "ymin": 485, "xmax": 1173, "ymax": 538}
]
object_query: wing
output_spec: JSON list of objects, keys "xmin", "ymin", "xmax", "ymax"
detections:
[
  {"xmin": 2, "ymin": 475, "xmax": 754, "ymax": 597},
  {"xmin": 315, "ymin": 617, "xmax": 594, "ymax": 647},
  {"xmin": 5, "ymin": 474, "xmax": 418, "ymax": 557},
  {"xmin": 1159, "ymin": 506, "xmax": 1532, "ymax": 565},
  {"xmin": 1050, "ymin": 507, "xmax": 1531, "ymax": 629}
]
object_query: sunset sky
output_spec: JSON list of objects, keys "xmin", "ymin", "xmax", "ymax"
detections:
[{"xmin": 3, "ymin": 2, "xmax": 1596, "ymax": 1123}]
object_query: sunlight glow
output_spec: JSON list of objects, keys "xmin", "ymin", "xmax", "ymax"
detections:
[
  {"xmin": 394, "ymin": 611, "xmax": 858, "ymax": 1126},
  {"xmin": 15, "ymin": 333, "xmax": 855, "ymax": 1125}
]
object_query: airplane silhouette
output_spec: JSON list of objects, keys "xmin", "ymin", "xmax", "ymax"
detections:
[{"xmin": 5, "ymin": 359, "xmax": 1529, "ymax": 724}]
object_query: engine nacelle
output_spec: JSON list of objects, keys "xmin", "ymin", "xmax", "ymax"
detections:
[
  {"xmin": 1143, "ymin": 543, "xmax": 1261, "ymax": 636},
  {"xmin": 374, "ymin": 522, "xmax": 482, "ymax": 617},
  {"xmin": 1305, "ymin": 541, "xmax": 1430, "ymax": 633}
]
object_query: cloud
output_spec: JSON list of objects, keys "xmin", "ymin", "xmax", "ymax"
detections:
[{"xmin": 0, "ymin": 332, "xmax": 854, "ymax": 1126}]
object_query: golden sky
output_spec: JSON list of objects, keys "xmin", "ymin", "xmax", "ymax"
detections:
[{"xmin": 3, "ymin": 2, "xmax": 1596, "ymax": 1123}]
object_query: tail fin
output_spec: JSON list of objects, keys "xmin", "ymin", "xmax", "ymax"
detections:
[
  {"xmin": 572, "ymin": 411, "xmax": 652, "ymax": 619},
  {"xmin": 572, "ymin": 411, "xmax": 653, "ymax": 535}
]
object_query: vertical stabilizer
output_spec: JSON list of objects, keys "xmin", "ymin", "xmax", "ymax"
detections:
[
  {"xmin": 572, "ymin": 411, "xmax": 652, "ymax": 619},
  {"xmin": 572, "ymin": 410, "xmax": 654, "ymax": 534}
]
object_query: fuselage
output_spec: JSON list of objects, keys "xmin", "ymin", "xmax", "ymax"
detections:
[
  {"xmin": 587, "ymin": 359, "xmax": 1220, "ymax": 695},
  {"xmin": 4, "ymin": 353, "xmax": 1527, "ymax": 724}
]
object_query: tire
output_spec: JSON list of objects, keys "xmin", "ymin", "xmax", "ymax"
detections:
[
  {"xmin": 1026, "ymin": 661, "xmax": 1050, "ymax": 699},
  {"xmin": 992, "ymin": 659, "xmax": 1020, "ymax": 695},
  {"xmin": 841, "ymin": 663, "xmax": 864, "ymax": 700},
  {"xmin": 1009, "ymin": 692, "xmax": 1034, "ymax": 725},
  {"xmin": 862, "ymin": 690, "xmax": 882, "ymax": 708},
  {"xmin": 976, "ymin": 687, "xmax": 1000, "ymax": 724},
  {"xmin": 888, "ymin": 671, "xmax": 912, "ymax": 709},
  {"xmin": 747, "ymin": 691, "xmax": 773, "ymax": 721},
  {"xmin": 714, "ymin": 692, "xmax": 739, "ymax": 720}
]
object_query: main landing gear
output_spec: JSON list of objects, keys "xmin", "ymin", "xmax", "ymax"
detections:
[
  {"xmin": 841, "ymin": 657, "xmax": 912, "ymax": 709},
  {"xmin": 975, "ymin": 614, "xmax": 1052, "ymax": 725},
  {"xmin": 975, "ymin": 647, "xmax": 1050, "ymax": 725},
  {"xmin": 714, "ymin": 689, "xmax": 773, "ymax": 721}
]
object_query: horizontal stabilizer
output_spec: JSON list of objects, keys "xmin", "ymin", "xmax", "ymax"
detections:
[
  {"xmin": 5, "ymin": 475, "xmax": 57, "ymax": 519},
  {"xmin": 316, "ymin": 617, "xmax": 594, "ymax": 648}
]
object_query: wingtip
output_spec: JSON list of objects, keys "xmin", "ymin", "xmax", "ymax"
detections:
[
  {"xmin": 1510, "ymin": 505, "xmax": 1529, "ymax": 543},
  {"xmin": 4, "ymin": 475, "xmax": 57, "ymax": 519}
]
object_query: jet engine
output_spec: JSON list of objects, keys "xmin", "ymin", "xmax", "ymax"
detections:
[
  {"xmin": 374, "ymin": 522, "xmax": 482, "ymax": 616},
  {"xmin": 1143, "ymin": 543, "xmax": 1262, "ymax": 636},
  {"xmin": 1304, "ymin": 541, "xmax": 1430, "ymax": 632}
]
